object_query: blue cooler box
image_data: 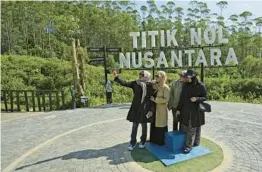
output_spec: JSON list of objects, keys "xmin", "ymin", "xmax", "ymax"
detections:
[{"xmin": 165, "ymin": 131, "xmax": 185, "ymax": 153}]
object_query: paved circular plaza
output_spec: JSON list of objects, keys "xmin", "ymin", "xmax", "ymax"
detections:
[{"xmin": 1, "ymin": 102, "xmax": 262, "ymax": 172}]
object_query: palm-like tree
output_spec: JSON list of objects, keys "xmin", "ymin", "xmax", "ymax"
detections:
[
  {"xmin": 254, "ymin": 17, "xmax": 262, "ymax": 33},
  {"xmin": 126, "ymin": 6, "xmax": 133, "ymax": 13},
  {"xmin": 103, "ymin": 0, "xmax": 112, "ymax": 9},
  {"xmin": 240, "ymin": 11, "xmax": 253, "ymax": 32},
  {"xmin": 112, "ymin": 1, "xmax": 121, "ymax": 11},
  {"xmin": 229, "ymin": 14, "xmax": 239, "ymax": 32},
  {"xmin": 91, "ymin": 0, "xmax": 102, "ymax": 8},
  {"xmin": 166, "ymin": 1, "xmax": 175, "ymax": 19},
  {"xmin": 140, "ymin": 5, "xmax": 148, "ymax": 21},
  {"xmin": 216, "ymin": 1, "xmax": 227, "ymax": 28},
  {"xmin": 217, "ymin": 16, "xmax": 225, "ymax": 27},
  {"xmin": 174, "ymin": 7, "xmax": 184, "ymax": 21},
  {"xmin": 189, "ymin": 0, "xmax": 198, "ymax": 9},
  {"xmin": 160, "ymin": 5, "xmax": 169, "ymax": 19},
  {"xmin": 216, "ymin": 1, "xmax": 228, "ymax": 16}
]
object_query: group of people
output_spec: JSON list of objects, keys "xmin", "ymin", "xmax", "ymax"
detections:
[{"xmin": 113, "ymin": 69, "xmax": 207, "ymax": 153}]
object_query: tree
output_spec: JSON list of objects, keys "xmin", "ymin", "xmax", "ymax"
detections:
[
  {"xmin": 197, "ymin": 1, "xmax": 210, "ymax": 27},
  {"xmin": 140, "ymin": 5, "xmax": 148, "ymax": 21},
  {"xmin": 216, "ymin": 1, "xmax": 228, "ymax": 16},
  {"xmin": 254, "ymin": 17, "xmax": 262, "ymax": 58},
  {"xmin": 112, "ymin": 1, "xmax": 121, "ymax": 11},
  {"xmin": 166, "ymin": 1, "xmax": 175, "ymax": 19},
  {"xmin": 174, "ymin": 7, "xmax": 184, "ymax": 21},
  {"xmin": 216, "ymin": 1, "xmax": 227, "ymax": 28},
  {"xmin": 228, "ymin": 14, "xmax": 239, "ymax": 32},
  {"xmin": 1, "ymin": 0, "xmax": 262, "ymax": 64},
  {"xmin": 239, "ymin": 11, "xmax": 253, "ymax": 32}
]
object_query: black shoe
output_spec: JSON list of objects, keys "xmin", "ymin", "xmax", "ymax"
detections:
[
  {"xmin": 193, "ymin": 143, "xmax": 199, "ymax": 147},
  {"xmin": 184, "ymin": 147, "xmax": 192, "ymax": 154},
  {"xmin": 193, "ymin": 144, "xmax": 199, "ymax": 147}
]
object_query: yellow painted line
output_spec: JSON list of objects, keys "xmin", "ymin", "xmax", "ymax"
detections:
[
  {"xmin": 2, "ymin": 117, "xmax": 125, "ymax": 172},
  {"xmin": 3, "ymin": 117, "xmax": 233, "ymax": 172}
]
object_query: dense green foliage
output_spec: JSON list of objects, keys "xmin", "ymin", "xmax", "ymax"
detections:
[
  {"xmin": 1, "ymin": 56, "xmax": 72, "ymax": 90},
  {"xmin": 1, "ymin": 55, "xmax": 262, "ymax": 108},
  {"xmin": 1, "ymin": 1, "xmax": 138, "ymax": 58}
]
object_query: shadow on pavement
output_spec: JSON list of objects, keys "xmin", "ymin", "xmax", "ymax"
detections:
[{"xmin": 15, "ymin": 142, "xmax": 156, "ymax": 171}]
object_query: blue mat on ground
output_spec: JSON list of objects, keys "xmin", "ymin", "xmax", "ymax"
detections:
[{"xmin": 146, "ymin": 143, "xmax": 212, "ymax": 166}]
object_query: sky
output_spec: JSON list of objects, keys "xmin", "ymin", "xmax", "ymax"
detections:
[{"xmin": 134, "ymin": 0, "xmax": 262, "ymax": 19}]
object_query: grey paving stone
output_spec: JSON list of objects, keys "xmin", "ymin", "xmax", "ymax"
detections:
[
  {"xmin": 1, "ymin": 102, "xmax": 262, "ymax": 172},
  {"xmin": 110, "ymin": 166, "xmax": 121, "ymax": 172}
]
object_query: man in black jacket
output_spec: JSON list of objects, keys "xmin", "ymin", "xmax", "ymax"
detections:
[
  {"xmin": 113, "ymin": 70, "xmax": 153, "ymax": 151},
  {"xmin": 177, "ymin": 69, "xmax": 207, "ymax": 153}
]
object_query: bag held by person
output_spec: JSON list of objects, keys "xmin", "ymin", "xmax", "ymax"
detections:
[{"xmin": 199, "ymin": 102, "xmax": 211, "ymax": 112}]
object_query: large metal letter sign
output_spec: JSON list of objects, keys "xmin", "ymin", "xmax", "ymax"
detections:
[{"xmin": 119, "ymin": 26, "xmax": 238, "ymax": 82}]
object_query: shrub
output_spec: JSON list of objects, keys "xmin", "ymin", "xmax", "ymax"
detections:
[{"xmin": 1, "ymin": 55, "xmax": 262, "ymax": 110}]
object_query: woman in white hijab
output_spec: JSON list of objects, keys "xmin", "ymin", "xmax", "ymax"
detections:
[
  {"xmin": 113, "ymin": 70, "xmax": 152, "ymax": 151},
  {"xmin": 150, "ymin": 71, "xmax": 170, "ymax": 146}
]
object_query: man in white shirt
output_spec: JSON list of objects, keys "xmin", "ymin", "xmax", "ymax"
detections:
[{"xmin": 106, "ymin": 80, "xmax": 113, "ymax": 104}]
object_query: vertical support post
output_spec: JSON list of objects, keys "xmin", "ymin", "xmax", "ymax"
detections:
[
  {"xmin": 25, "ymin": 91, "xmax": 29, "ymax": 112},
  {"xmin": 153, "ymin": 67, "xmax": 155, "ymax": 80},
  {"xmin": 49, "ymin": 91, "xmax": 52, "ymax": 111},
  {"xmin": 32, "ymin": 91, "xmax": 35, "ymax": 112},
  {"xmin": 71, "ymin": 86, "xmax": 76, "ymax": 109},
  {"xmin": 37, "ymin": 91, "xmax": 41, "ymax": 111},
  {"xmin": 10, "ymin": 91, "xmax": 14, "ymax": 112},
  {"xmin": 200, "ymin": 63, "xmax": 204, "ymax": 83},
  {"xmin": 61, "ymin": 90, "xmax": 65, "ymax": 107},
  {"xmin": 152, "ymin": 48, "xmax": 156, "ymax": 80},
  {"xmin": 3, "ymin": 91, "xmax": 8, "ymax": 112},
  {"xmin": 103, "ymin": 46, "xmax": 108, "ymax": 104},
  {"xmin": 42, "ymin": 91, "xmax": 46, "ymax": 111},
  {"xmin": 56, "ymin": 91, "xmax": 59, "ymax": 110},
  {"xmin": 16, "ymin": 91, "xmax": 20, "ymax": 112}
]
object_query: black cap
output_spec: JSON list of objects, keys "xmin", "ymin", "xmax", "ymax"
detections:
[{"xmin": 185, "ymin": 69, "xmax": 196, "ymax": 78}]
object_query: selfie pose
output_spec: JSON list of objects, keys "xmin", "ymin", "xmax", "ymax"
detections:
[{"xmin": 113, "ymin": 70, "xmax": 152, "ymax": 151}]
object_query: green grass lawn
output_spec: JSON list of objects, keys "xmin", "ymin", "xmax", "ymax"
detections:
[{"xmin": 131, "ymin": 138, "xmax": 223, "ymax": 172}]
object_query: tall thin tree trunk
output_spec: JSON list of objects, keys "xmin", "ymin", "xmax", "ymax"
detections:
[
  {"xmin": 77, "ymin": 39, "xmax": 85, "ymax": 91},
  {"xmin": 48, "ymin": 32, "xmax": 51, "ymax": 57},
  {"xmin": 25, "ymin": 7, "xmax": 28, "ymax": 56},
  {"xmin": 72, "ymin": 39, "xmax": 84, "ymax": 97},
  {"xmin": 7, "ymin": 22, "xmax": 12, "ymax": 54},
  {"xmin": 259, "ymin": 27, "xmax": 262, "ymax": 58},
  {"xmin": 41, "ymin": 26, "xmax": 45, "ymax": 57},
  {"xmin": 33, "ymin": 29, "xmax": 36, "ymax": 56}
]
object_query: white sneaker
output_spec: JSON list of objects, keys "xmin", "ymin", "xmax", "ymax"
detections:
[
  {"xmin": 139, "ymin": 142, "xmax": 146, "ymax": 149},
  {"xmin": 128, "ymin": 144, "xmax": 135, "ymax": 151}
]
